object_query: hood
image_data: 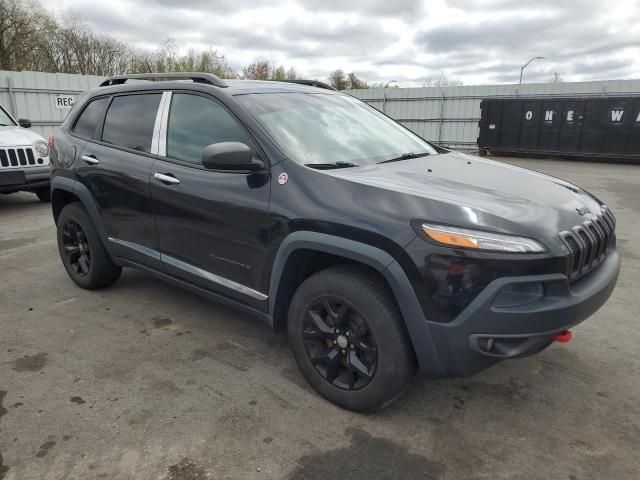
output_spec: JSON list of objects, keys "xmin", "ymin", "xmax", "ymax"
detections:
[
  {"xmin": 0, "ymin": 126, "xmax": 46, "ymax": 146},
  {"xmin": 323, "ymin": 151, "xmax": 604, "ymax": 244}
]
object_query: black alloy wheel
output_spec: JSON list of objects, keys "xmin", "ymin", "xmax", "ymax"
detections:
[
  {"xmin": 303, "ymin": 297, "xmax": 378, "ymax": 390},
  {"xmin": 61, "ymin": 219, "xmax": 91, "ymax": 276}
]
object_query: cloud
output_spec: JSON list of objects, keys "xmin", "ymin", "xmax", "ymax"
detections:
[
  {"xmin": 296, "ymin": 0, "xmax": 424, "ymax": 16},
  {"xmin": 42, "ymin": 0, "xmax": 640, "ymax": 85}
]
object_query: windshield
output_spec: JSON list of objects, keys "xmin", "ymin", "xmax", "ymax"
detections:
[
  {"xmin": 0, "ymin": 106, "xmax": 16, "ymax": 126},
  {"xmin": 236, "ymin": 93, "xmax": 437, "ymax": 166}
]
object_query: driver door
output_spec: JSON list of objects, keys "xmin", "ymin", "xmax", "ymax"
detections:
[{"xmin": 150, "ymin": 92, "xmax": 271, "ymax": 307}]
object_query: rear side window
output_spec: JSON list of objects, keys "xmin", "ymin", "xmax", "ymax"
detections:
[
  {"xmin": 73, "ymin": 97, "xmax": 109, "ymax": 139},
  {"xmin": 166, "ymin": 93, "xmax": 252, "ymax": 164},
  {"xmin": 101, "ymin": 94, "xmax": 161, "ymax": 153}
]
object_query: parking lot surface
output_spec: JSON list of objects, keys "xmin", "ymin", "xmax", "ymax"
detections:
[{"xmin": 1, "ymin": 156, "xmax": 639, "ymax": 480}]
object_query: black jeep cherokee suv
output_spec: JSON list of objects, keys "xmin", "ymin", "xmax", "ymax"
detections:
[{"xmin": 50, "ymin": 73, "xmax": 620, "ymax": 411}]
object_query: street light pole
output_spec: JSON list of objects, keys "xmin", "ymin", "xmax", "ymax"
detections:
[{"xmin": 519, "ymin": 56, "xmax": 545, "ymax": 84}]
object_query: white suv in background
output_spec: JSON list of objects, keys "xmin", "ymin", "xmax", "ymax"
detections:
[{"xmin": 0, "ymin": 103, "xmax": 51, "ymax": 202}]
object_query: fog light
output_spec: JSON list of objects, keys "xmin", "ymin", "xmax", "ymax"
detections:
[{"xmin": 493, "ymin": 282, "xmax": 544, "ymax": 308}]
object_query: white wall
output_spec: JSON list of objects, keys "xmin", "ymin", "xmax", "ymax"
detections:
[{"xmin": 0, "ymin": 71, "xmax": 105, "ymax": 138}]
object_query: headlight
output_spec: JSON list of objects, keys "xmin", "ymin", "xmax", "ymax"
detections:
[
  {"xmin": 34, "ymin": 140, "xmax": 49, "ymax": 158},
  {"xmin": 422, "ymin": 223, "xmax": 546, "ymax": 253}
]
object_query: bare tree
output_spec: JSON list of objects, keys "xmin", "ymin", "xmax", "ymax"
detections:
[
  {"xmin": 242, "ymin": 60, "xmax": 271, "ymax": 80},
  {"xmin": 0, "ymin": 0, "xmax": 49, "ymax": 71},
  {"xmin": 285, "ymin": 66, "xmax": 298, "ymax": 80},
  {"xmin": 422, "ymin": 73, "xmax": 463, "ymax": 87},
  {"xmin": 550, "ymin": 71, "xmax": 563, "ymax": 83},
  {"xmin": 240, "ymin": 60, "xmax": 298, "ymax": 81},
  {"xmin": 0, "ymin": 0, "xmax": 354, "ymax": 86}
]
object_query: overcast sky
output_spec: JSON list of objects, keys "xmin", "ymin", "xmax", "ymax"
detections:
[{"xmin": 41, "ymin": 0, "xmax": 640, "ymax": 86}]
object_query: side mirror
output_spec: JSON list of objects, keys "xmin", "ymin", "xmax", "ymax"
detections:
[
  {"xmin": 201, "ymin": 142, "xmax": 264, "ymax": 171},
  {"xmin": 18, "ymin": 118, "xmax": 32, "ymax": 128}
]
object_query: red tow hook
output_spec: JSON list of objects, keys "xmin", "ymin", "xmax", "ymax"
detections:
[{"xmin": 553, "ymin": 330, "xmax": 573, "ymax": 343}]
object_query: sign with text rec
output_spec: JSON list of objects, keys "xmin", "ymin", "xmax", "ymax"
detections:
[{"xmin": 54, "ymin": 95, "xmax": 76, "ymax": 110}]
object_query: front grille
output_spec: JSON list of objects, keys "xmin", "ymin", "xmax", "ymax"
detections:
[
  {"xmin": 0, "ymin": 147, "xmax": 38, "ymax": 169},
  {"xmin": 560, "ymin": 207, "xmax": 616, "ymax": 281}
]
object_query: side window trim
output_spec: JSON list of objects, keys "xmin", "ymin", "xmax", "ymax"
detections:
[
  {"xmin": 94, "ymin": 96, "xmax": 113, "ymax": 141},
  {"xmin": 151, "ymin": 91, "xmax": 172, "ymax": 156},
  {"xmin": 158, "ymin": 92, "xmax": 172, "ymax": 156}
]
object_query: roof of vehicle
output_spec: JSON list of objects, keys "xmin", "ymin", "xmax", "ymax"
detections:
[
  {"xmin": 224, "ymin": 80, "xmax": 337, "ymax": 94},
  {"xmin": 95, "ymin": 73, "xmax": 339, "ymax": 96}
]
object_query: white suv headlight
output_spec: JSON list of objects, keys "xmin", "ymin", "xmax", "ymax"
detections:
[
  {"xmin": 422, "ymin": 223, "xmax": 546, "ymax": 253},
  {"xmin": 34, "ymin": 140, "xmax": 49, "ymax": 158}
]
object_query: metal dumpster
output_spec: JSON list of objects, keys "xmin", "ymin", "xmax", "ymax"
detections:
[{"xmin": 477, "ymin": 97, "xmax": 640, "ymax": 161}]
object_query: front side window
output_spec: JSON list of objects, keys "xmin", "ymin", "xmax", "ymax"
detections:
[
  {"xmin": 73, "ymin": 97, "xmax": 109, "ymax": 139},
  {"xmin": 166, "ymin": 93, "xmax": 252, "ymax": 164},
  {"xmin": 0, "ymin": 106, "xmax": 16, "ymax": 127},
  {"xmin": 101, "ymin": 94, "xmax": 162, "ymax": 153},
  {"xmin": 236, "ymin": 93, "xmax": 437, "ymax": 166}
]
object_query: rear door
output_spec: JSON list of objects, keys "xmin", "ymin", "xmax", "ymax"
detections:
[
  {"xmin": 150, "ymin": 92, "xmax": 271, "ymax": 307},
  {"xmin": 75, "ymin": 92, "xmax": 163, "ymax": 269}
]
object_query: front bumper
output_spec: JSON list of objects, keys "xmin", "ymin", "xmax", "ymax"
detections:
[
  {"xmin": 426, "ymin": 250, "xmax": 620, "ymax": 377},
  {"xmin": 0, "ymin": 166, "xmax": 50, "ymax": 193}
]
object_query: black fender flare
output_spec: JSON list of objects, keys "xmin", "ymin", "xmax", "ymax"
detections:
[
  {"xmin": 268, "ymin": 231, "xmax": 445, "ymax": 377},
  {"xmin": 51, "ymin": 177, "xmax": 114, "ymax": 256}
]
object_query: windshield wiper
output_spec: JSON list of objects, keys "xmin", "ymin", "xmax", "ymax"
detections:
[
  {"xmin": 378, "ymin": 152, "xmax": 430, "ymax": 164},
  {"xmin": 305, "ymin": 161, "xmax": 359, "ymax": 170}
]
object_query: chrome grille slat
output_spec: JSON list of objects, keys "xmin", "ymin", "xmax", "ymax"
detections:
[
  {"xmin": 576, "ymin": 228, "xmax": 594, "ymax": 267},
  {"xmin": 0, "ymin": 147, "xmax": 37, "ymax": 169},
  {"xmin": 560, "ymin": 209, "xmax": 616, "ymax": 281}
]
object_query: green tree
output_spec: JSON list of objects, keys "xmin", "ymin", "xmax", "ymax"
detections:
[
  {"xmin": 347, "ymin": 72, "xmax": 368, "ymax": 89},
  {"xmin": 328, "ymin": 69, "xmax": 348, "ymax": 90}
]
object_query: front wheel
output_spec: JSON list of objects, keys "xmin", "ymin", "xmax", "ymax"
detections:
[{"xmin": 288, "ymin": 265, "xmax": 416, "ymax": 411}]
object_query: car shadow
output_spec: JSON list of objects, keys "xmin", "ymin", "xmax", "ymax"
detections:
[{"xmin": 0, "ymin": 191, "xmax": 45, "ymax": 213}]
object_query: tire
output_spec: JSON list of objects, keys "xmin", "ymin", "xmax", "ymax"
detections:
[
  {"xmin": 57, "ymin": 202, "xmax": 122, "ymax": 290},
  {"xmin": 288, "ymin": 265, "xmax": 416, "ymax": 412},
  {"xmin": 35, "ymin": 187, "xmax": 51, "ymax": 203}
]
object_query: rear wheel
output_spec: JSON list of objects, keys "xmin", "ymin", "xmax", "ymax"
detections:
[
  {"xmin": 57, "ymin": 203, "xmax": 122, "ymax": 289},
  {"xmin": 288, "ymin": 265, "xmax": 416, "ymax": 411},
  {"xmin": 34, "ymin": 187, "xmax": 51, "ymax": 203}
]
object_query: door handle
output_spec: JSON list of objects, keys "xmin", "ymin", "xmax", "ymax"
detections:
[
  {"xmin": 81, "ymin": 155, "xmax": 100, "ymax": 165},
  {"xmin": 154, "ymin": 172, "xmax": 180, "ymax": 185}
]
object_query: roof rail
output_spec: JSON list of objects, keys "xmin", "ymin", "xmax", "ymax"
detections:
[
  {"xmin": 99, "ymin": 72, "xmax": 228, "ymax": 88},
  {"xmin": 277, "ymin": 80, "xmax": 337, "ymax": 91}
]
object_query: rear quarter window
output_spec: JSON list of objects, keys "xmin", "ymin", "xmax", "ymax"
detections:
[
  {"xmin": 72, "ymin": 97, "xmax": 109, "ymax": 139},
  {"xmin": 101, "ymin": 94, "xmax": 162, "ymax": 153}
]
